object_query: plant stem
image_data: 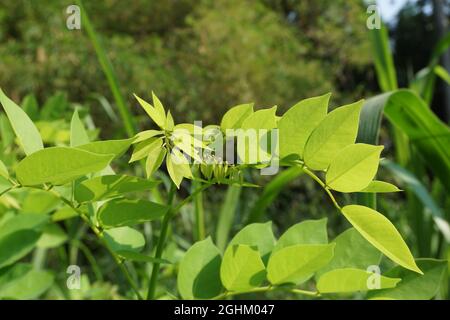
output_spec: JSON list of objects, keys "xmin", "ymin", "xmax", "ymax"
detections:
[
  {"xmin": 193, "ymin": 180, "xmax": 205, "ymax": 241},
  {"xmin": 0, "ymin": 186, "xmax": 15, "ymax": 197},
  {"xmin": 302, "ymin": 166, "xmax": 341, "ymax": 210},
  {"xmin": 147, "ymin": 182, "xmax": 211, "ymax": 300},
  {"xmin": 49, "ymin": 190, "xmax": 143, "ymax": 299},
  {"xmin": 212, "ymin": 286, "xmax": 320, "ymax": 300},
  {"xmin": 147, "ymin": 183, "xmax": 177, "ymax": 300}
]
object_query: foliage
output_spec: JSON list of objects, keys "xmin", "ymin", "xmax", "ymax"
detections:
[{"xmin": 0, "ymin": 88, "xmax": 446, "ymax": 300}]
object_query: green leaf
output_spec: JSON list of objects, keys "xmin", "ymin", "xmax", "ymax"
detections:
[
  {"xmin": 368, "ymin": 21, "xmax": 398, "ymax": 92},
  {"xmin": 341, "ymin": 205, "xmax": 422, "ymax": 274},
  {"xmin": 146, "ymin": 145, "xmax": 167, "ymax": 178},
  {"xmin": 357, "ymin": 90, "xmax": 450, "ymax": 191},
  {"xmin": 279, "ymin": 93, "xmax": 330, "ymax": 159},
  {"xmin": 326, "ymin": 144, "xmax": 383, "ymax": 192},
  {"xmin": 359, "ymin": 180, "xmax": 402, "ymax": 193},
  {"xmin": 367, "ymin": 259, "xmax": 447, "ymax": 300},
  {"xmin": 0, "ymin": 230, "xmax": 41, "ymax": 268},
  {"xmin": 116, "ymin": 250, "xmax": 171, "ymax": 264},
  {"xmin": 103, "ymin": 227, "xmax": 145, "ymax": 253},
  {"xmin": 167, "ymin": 149, "xmax": 193, "ymax": 189},
  {"xmin": 0, "ymin": 214, "xmax": 49, "ymax": 239},
  {"xmin": 220, "ymin": 103, "xmax": 254, "ymax": 130},
  {"xmin": 0, "ymin": 265, "xmax": 54, "ymax": 299},
  {"xmin": 273, "ymin": 218, "xmax": 328, "ymax": 253},
  {"xmin": 21, "ymin": 189, "xmax": 60, "ymax": 215},
  {"xmin": 52, "ymin": 206, "xmax": 78, "ymax": 222},
  {"xmin": 0, "ymin": 88, "xmax": 44, "ymax": 155},
  {"xmin": 304, "ymin": 100, "xmax": 363, "ymax": 170},
  {"xmin": 37, "ymin": 224, "xmax": 68, "ymax": 249},
  {"xmin": 0, "ymin": 160, "xmax": 9, "ymax": 180},
  {"xmin": 16, "ymin": 147, "xmax": 114, "ymax": 186},
  {"xmin": 74, "ymin": 174, "xmax": 159, "ymax": 203},
  {"xmin": 134, "ymin": 94, "xmax": 166, "ymax": 128},
  {"xmin": 316, "ymin": 228, "xmax": 381, "ymax": 278},
  {"xmin": 98, "ymin": 198, "xmax": 168, "ymax": 228},
  {"xmin": 177, "ymin": 237, "xmax": 223, "ymax": 299},
  {"xmin": 382, "ymin": 160, "xmax": 450, "ymax": 241},
  {"xmin": 133, "ymin": 130, "xmax": 163, "ymax": 144},
  {"xmin": 152, "ymin": 92, "xmax": 167, "ymax": 126},
  {"xmin": 267, "ymin": 244, "xmax": 335, "ymax": 285},
  {"xmin": 70, "ymin": 109, "xmax": 90, "ymax": 147},
  {"xmin": 129, "ymin": 137, "xmax": 162, "ymax": 163},
  {"xmin": 77, "ymin": 138, "xmax": 133, "ymax": 159},
  {"xmin": 241, "ymin": 106, "xmax": 277, "ymax": 130},
  {"xmin": 317, "ymin": 268, "xmax": 400, "ymax": 294},
  {"xmin": 220, "ymin": 244, "xmax": 266, "ymax": 292},
  {"xmin": 228, "ymin": 222, "xmax": 276, "ymax": 264}
]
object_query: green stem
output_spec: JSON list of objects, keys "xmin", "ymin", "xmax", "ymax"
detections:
[
  {"xmin": 302, "ymin": 166, "xmax": 341, "ymax": 210},
  {"xmin": 212, "ymin": 286, "xmax": 320, "ymax": 300},
  {"xmin": 193, "ymin": 180, "xmax": 205, "ymax": 241},
  {"xmin": 48, "ymin": 190, "xmax": 143, "ymax": 300},
  {"xmin": 147, "ymin": 183, "xmax": 176, "ymax": 300},
  {"xmin": 0, "ymin": 186, "xmax": 15, "ymax": 197},
  {"xmin": 147, "ymin": 182, "xmax": 211, "ymax": 300}
]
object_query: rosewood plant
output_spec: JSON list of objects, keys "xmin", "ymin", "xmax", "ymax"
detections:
[{"xmin": 0, "ymin": 88, "xmax": 446, "ymax": 300}]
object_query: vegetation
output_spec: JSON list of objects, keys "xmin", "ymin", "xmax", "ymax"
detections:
[{"xmin": 0, "ymin": 0, "xmax": 449, "ymax": 300}]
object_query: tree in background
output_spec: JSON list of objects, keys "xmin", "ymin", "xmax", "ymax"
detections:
[{"xmin": 0, "ymin": 0, "xmax": 371, "ymax": 133}]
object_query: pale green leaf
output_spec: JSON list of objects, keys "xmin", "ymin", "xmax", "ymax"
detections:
[
  {"xmin": 341, "ymin": 205, "xmax": 422, "ymax": 274},
  {"xmin": 0, "ymin": 265, "xmax": 53, "ymax": 299},
  {"xmin": 133, "ymin": 130, "xmax": 163, "ymax": 144},
  {"xmin": 52, "ymin": 206, "xmax": 78, "ymax": 222},
  {"xmin": 165, "ymin": 110, "xmax": 175, "ymax": 131},
  {"xmin": 229, "ymin": 222, "xmax": 275, "ymax": 264},
  {"xmin": 367, "ymin": 259, "xmax": 447, "ymax": 300},
  {"xmin": 220, "ymin": 103, "xmax": 254, "ymax": 130},
  {"xmin": 274, "ymin": 218, "xmax": 328, "ymax": 252},
  {"xmin": 279, "ymin": 93, "xmax": 330, "ymax": 159},
  {"xmin": 134, "ymin": 94, "xmax": 165, "ymax": 128},
  {"xmin": 326, "ymin": 144, "xmax": 383, "ymax": 192},
  {"xmin": 103, "ymin": 227, "xmax": 145, "ymax": 253},
  {"xmin": 0, "ymin": 214, "xmax": 49, "ymax": 239},
  {"xmin": 359, "ymin": 180, "xmax": 402, "ymax": 193},
  {"xmin": 220, "ymin": 244, "xmax": 266, "ymax": 292},
  {"xmin": 152, "ymin": 91, "xmax": 167, "ymax": 125},
  {"xmin": 74, "ymin": 174, "xmax": 159, "ymax": 203},
  {"xmin": 98, "ymin": 198, "xmax": 168, "ymax": 228},
  {"xmin": 0, "ymin": 160, "xmax": 9, "ymax": 180},
  {"xmin": 317, "ymin": 268, "xmax": 400, "ymax": 293},
  {"xmin": 16, "ymin": 147, "xmax": 114, "ymax": 186},
  {"xmin": 146, "ymin": 147, "xmax": 166, "ymax": 178},
  {"xmin": 241, "ymin": 106, "xmax": 277, "ymax": 130},
  {"xmin": 267, "ymin": 244, "xmax": 335, "ymax": 285},
  {"xmin": 316, "ymin": 228, "xmax": 381, "ymax": 278},
  {"xmin": 177, "ymin": 237, "xmax": 223, "ymax": 299},
  {"xmin": 70, "ymin": 109, "xmax": 90, "ymax": 147},
  {"xmin": 167, "ymin": 149, "xmax": 193, "ymax": 189},
  {"xmin": 129, "ymin": 137, "xmax": 162, "ymax": 163},
  {"xmin": 0, "ymin": 88, "xmax": 43, "ymax": 155},
  {"xmin": 77, "ymin": 138, "xmax": 133, "ymax": 159},
  {"xmin": 304, "ymin": 100, "xmax": 363, "ymax": 170}
]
